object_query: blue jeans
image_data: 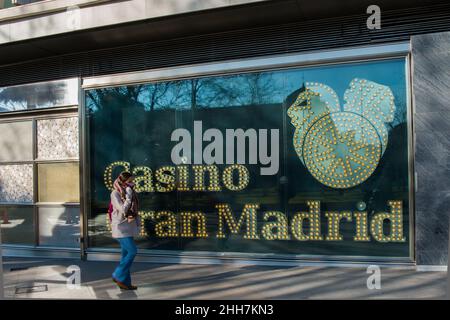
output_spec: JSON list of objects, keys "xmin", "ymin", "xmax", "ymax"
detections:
[{"xmin": 112, "ymin": 237, "xmax": 137, "ymax": 286}]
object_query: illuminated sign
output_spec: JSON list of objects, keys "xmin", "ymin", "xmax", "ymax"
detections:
[
  {"xmin": 87, "ymin": 58, "xmax": 410, "ymax": 258},
  {"xmin": 287, "ymin": 79, "xmax": 395, "ymax": 188},
  {"xmin": 103, "ymin": 162, "xmax": 405, "ymax": 243}
]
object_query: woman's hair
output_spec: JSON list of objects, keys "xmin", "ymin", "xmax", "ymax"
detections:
[
  {"xmin": 113, "ymin": 171, "xmax": 138, "ymax": 216},
  {"xmin": 113, "ymin": 171, "xmax": 133, "ymax": 200},
  {"xmin": 117, "ymin": 171, "xmax": 133, "ymax": 183}
]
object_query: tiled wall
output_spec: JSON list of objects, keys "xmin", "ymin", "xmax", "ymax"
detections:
[
  {"xmin": 37, "ymin": 117, "xmax": 79, "ymax": 160},
  {"xmin": 412, "ymin": 31, "xmax": 450, "ymax": 265},
  {"xmin": 0, "ymin": 164, "xmax": 33, "ymax": 203}
]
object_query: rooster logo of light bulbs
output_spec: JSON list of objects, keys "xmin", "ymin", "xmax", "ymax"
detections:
[{"xmin": 287, "ymin": 79, "xmax": 396, "ymax": 189}]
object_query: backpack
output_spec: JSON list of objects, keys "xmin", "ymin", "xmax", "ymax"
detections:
[
  {"xmin": 108, "ymin": 202, "xmax": 114, "ymax": 222},
  {"xmin": 107, "ymin": 194, "xmax": 132, "ymax": 222},
  {"xmin": 108, "ymin": 189, "xmax": 124, "ymax": 222}
]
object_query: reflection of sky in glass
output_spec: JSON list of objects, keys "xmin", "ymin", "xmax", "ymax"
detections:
[
  {"xmin": 283, "ymin": 59, "xmax": 406, "ymax": 108},
  {"xmin": 0, "ymin": 78, "xmax": 78, "ymax": 113},
  {"xmin": 0, "ymin": 207, "xmax": 35, "ymax": 245},
  {"xmin": 86, "ymin": 58, "xmax": 406, "ymax": 125}
]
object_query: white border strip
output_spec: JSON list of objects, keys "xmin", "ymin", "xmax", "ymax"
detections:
[
  {"xmin": 416, "ymin": 265, "xmax": 447, "ymax": 272},
  {"xmin": 0, "ymin": 0, "xmax": 109, "ymax": 22},
  {"xmin": 82, "ymin": 42, "xmax": 411, "ymax": 89},
  {"xmin": 87, "ymin": 251, "xmax": 417, "ymax": 269}
]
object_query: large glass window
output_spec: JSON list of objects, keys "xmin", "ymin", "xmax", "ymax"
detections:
[
  {"xmin": 0, "ymin": 79, "xmax": 78, "ymax": 113},
  {"xmin": 85, "ymin": 58, "xmax": 411, "ymax": 259},
  {"xmin": 0, "ymin": 206, "xmax": 34, "ymax": 245},
  {"xmin": 38, "ymin": 206, "xmax": 80, "ymax": 247}
]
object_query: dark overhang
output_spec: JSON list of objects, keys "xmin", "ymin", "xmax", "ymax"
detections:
[{"xmin": 0, "ymin": 0, "xmax": 449, "ymax": 67}]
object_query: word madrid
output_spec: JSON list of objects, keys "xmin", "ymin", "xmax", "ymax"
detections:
[
  {"xmin": 104, "ymin": 161, "xmax": 405, "ymax": 243},
  {"xmin": 131, "ymin": 200, "xmax": 404, "ymax": 243}
]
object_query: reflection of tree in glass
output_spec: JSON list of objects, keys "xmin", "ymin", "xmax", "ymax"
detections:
[
  {"xmin": 86, "ymin": 88, "xmax": 108, "ymax": 113},
  {"xmin": 386, "ymin": 91, "xmax": 406, "ymax": 130},
  {"xmin": 86, "ymin": 71, "xmax": 282, "ymax": 112},
  {"xmin": 0, "ymin": 82, "xmax": 67, "ymax": 111},
  {"xmin": 193, "ymin": 72, "xmax": 280, "ymax": 108},
  {"xmin": 193, "ymin": 77, "xmax": 241, "ymax": 108},
  {"xmin": 145, "ymin": 81, "xmax": 189, "ymax": 111},
  {"xmin": 147, "ymin": 83, "xmax": 170, "ymax": 111},
  {"xmin": 86, "ymin": 86, "xmax": 146, "ymax": 113},
  {"xmin": 242, "ymin": 72, "xmax": 276, "ymax": 106},
  {"xmin": 122, "ymin": 85, "xmax": 146, "ymax": 101}
]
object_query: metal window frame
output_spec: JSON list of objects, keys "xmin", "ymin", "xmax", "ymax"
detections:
[
  {"xmin": 80, "ymin": 41, "xmax": 415, "ymax": 265},
  {"xmin": 82, "ymin": 42, "xmax": 411, "ymax": 89},
  {"xmin": 0, "ymin": 108, "xmax": 81, "ymax": 250}
]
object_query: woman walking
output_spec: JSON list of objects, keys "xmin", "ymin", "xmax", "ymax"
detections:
[{"xmin": 110, "ymin": 171, "xmax": 140, "ymax": 290}]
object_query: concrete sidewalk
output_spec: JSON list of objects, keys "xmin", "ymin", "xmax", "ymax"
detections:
[{"xmin": 1, "ymin": 257, "xmax": 448, "ymax": 299}]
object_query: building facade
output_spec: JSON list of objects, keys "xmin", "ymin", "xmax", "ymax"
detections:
[{"xmin": 0, "ymin": 0, "xmax": 449, "ymax": 266}]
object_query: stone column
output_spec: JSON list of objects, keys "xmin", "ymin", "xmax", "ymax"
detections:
[{"xmin": 412, "ymin": 31, "xmax": 450, "ymax": 267}]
